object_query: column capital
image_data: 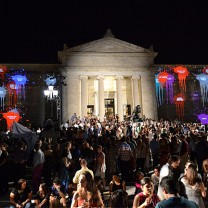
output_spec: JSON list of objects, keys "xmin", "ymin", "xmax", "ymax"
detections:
[
  {"xmin": 115, "ymin": 75, "xmax": 124, "ymax": 80},
  {"xmin": 79, "ymin": 75, "xmax": 88, "ymax": 80},
  {"xmin": 131, "ymin": 76, "xmax": 141, "ymax": 80},
  {"xmin": 96, "ymin": 75, "xmax": 105, "ymax": 80}
]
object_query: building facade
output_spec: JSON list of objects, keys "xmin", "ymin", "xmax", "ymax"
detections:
[
  {"xmin": 2, "ymin": 30, "xmax": 203, "ymax": 126},
  {"xmin": 58, "ymin": 30, "xmax": 158, "ymax": 122}
]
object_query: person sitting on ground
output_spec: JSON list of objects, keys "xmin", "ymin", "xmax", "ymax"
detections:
[
  {"xmin": 133, "ymin": 177, "xmax": 160, "ymax": 208},
  {"xmin": 155, "ymin": 176, "xmax": 199, "ymax": 208},
  {"xmin": 31, "ymin": 183, "xmax": 50, "ymax": 208},
  {"xmin": 94, "ymin": 176, "xmax": 105, "ymax": 200},
  {"xmin": 70, "ymin": 171, "xmax": 104, "ymax": 208},
  {"xmin": 72, "ymin": 159, "xmax": 94, "ymax": 185},
  {"xmin": 134, "ymin": 171, "xmax": 144, "ymax": 195},
  {"xmin": 110, "ymin": 189, "xmax": 128, "ymax": 208},
  {"xmin": 109, "ymin": 173, "xmax": 126, "ymax": 197},
  {"xmin": 151, "ymin": 166, "xmax": 160, "ymax": 194},
  {"xmin": 49, "ymin": 177, "xmax": 67, "ymax": 208},
  {"xmin": 10, "ymin": 178, "xmax": 33, "ymax": 208}
]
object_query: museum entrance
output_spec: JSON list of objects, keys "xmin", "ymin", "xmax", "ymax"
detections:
[
  {"xmin": 87, "ymin": 105, "xmax": 94, "ymax": 116},
  {"xmin": 105, "ymin": 98, "xmax": 115, "ymax": 117}
]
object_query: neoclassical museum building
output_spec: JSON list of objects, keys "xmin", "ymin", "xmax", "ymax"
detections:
[
  {"xmin": 1, "ymin": 30, "xmax": 207, "ymax": 125},
  {"xmin": 59, "ymin": 29, "xmax": 158, "ymax": 123}
]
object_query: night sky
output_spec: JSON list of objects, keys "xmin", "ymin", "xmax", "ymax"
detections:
[{"xmin": 1, "ymin": 1, "xmax": 208, "ymax": 65}]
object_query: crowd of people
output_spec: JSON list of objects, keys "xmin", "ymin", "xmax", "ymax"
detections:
[{"xmin": 0, "ymin": 113, "xmax": 208, "ymax": 207}]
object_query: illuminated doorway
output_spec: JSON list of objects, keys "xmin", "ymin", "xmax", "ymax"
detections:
[
  {"xmin": 105, "ymin": 99, "xmax": 115, "ymax": 117},
  {"xmin": 87, "ymin": 105, "xmax": 94, "ymax": 116}
]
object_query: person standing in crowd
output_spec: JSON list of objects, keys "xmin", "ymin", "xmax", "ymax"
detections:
[
  {"xmin": 158, "ymin": 135, "xmax": 170, "ymax": 167},
  {"xmin": 43, "ymin": 143, "xmax": 53, "ymax": 187},
  {"xmin": 0, "ymin": 113, "xmax": 7, "ymax": 133},
  {"xmin": 155, "ymin": 176, "xmax": 199, "ymax": 208},
  {"xmin": 10, "ymin": 179, "xmax": 32, "ymax": 208},
  {"xmin": 32, "ymin": 141, "xmax": 45, "ymax": 193},
  {"xmin": 143, "ymin": 136, "xmax": 152, "ymax": 174},
  {"xmin": 151, "ymin": 166, "xmax": 160, "ymax": 194},
  {"xmin": 10, "ymin": 140, "xmax": 28, "ymax": 183},
  {"xmin": 202, "ymin": 158, "xmax": 208, "ymax": 192},
  {"xmin": 70, "ymin": 113, "xmax": 77, "ymax": 123},
  {"xmin": 73, "ymin": 159, "xmax": 94, "ymax": 185},
  {"xmin": 0, "ymin": 142, "xmax": 9, "ymax": 195},
  {"xmin": 133, "ymin": 177, "xmax": 160, "ymax": 208},
  {"xmin": 71, "ymin": 172, "xmax": 104, "ymax": 208},
  {"xmin": 189, "ymin": 134, "xmax": 197, "ymax": 162},
  {"xmin": 150, "ymin": 134, "xmax": 160, "ymax": 168},
  {"xmin": 169, "ymin": 135, "xmax": 180, "ymax": 155},
  {"xmin": 65, "ymin": 141, "xmax": 74, "ymax": 179},
  {"xmin": 95, "ymin": 145, "xmax": 106, "ymax": 189},
  {"xmin": 195, "ymin": 135, "xmax": 208, "ymax": 175},
  {"xmin": 118, "ymin": 136, "xmax": 133, "ymax": 181},
  {"xmin": 105, "ymin": 137, "xmax": 117, "ymax": 182},
  {"xmin": 157, "ymin": 155, "xmax": 181, "ymax": 200},
  {"xmin": 135, "ymin": 137, "xmax": 148, "ymax": 174},
  {"xmin": 179, "ymin": 134, "xmax": 189, "ymax": 172},
  {"xmin": 180, "ymin": 163, "xmax": 206, "ymax": 208},
  {"xmin": 80, "ymin": 142, "xmax": 96, "ymax": 171},
  {"xmin": 52, "ymin": 143, "xmax": 61, "ymax": 176},
  {"xmin": 179, "ymin": 160, "xmax": 201, "ymax": 181},
  {"xmin": 43, "ymin": 117, "xmax": 54, "ymax": 132},
  {"xmin": 58, "ymin": 148, "xmax": 71, "ymax": 194}
]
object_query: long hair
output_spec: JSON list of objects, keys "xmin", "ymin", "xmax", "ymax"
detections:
[
  {"xmin": 110, "ymin": 189, "xmax": 128, "ymax": 208},
  {"xmin": 186, "ymin": 164, "xmax": 200, "ymax": 185},
  {"xmin": 39, "ymin": 183, "xmax": 49, "ymax": 195},
  {"xmin": 78, "ymin": 171, "xmax": 95, "ymax": 194}
]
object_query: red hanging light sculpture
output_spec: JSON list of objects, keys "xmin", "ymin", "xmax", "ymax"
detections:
[{"xmin": 174, "ymin": 93, "xmax": 185, "ymax": 120}]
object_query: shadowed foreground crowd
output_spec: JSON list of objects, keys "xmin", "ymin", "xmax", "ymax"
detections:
[{"xmin": 0, "ymin": 114, "xmax": 208, "ymax": 207}]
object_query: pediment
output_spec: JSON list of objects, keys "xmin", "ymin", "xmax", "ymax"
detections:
[{"xmin": 64, "ymin": 37, "xmax": 154, "ymax": 54}]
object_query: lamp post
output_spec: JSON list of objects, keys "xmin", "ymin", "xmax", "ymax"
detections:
[{"xmin": 44, "ymin": 85, "xmax": 58, "ymax": 118}]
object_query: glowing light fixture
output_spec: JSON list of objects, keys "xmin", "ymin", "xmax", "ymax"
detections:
[
  {"xmin": 197, "ymin": 114, "xmax": 208, "ymax": 124},
  {"xmin": 44, "ymin": 85, "xmax": 58, "ymax": 100}
]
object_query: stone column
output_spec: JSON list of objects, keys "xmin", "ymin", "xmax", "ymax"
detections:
[
  {"xmin": 80, "ymin": 76, "xmax": 88, "ymax": 119},
  {"xmin": 97, "ymin": 76, "xmax": 105, "ymax": 121},
  {"xmin": 94, "ymin": 92, "xmax": 98, "ymax": 116},
  {"xmin": 67, "ymin": 74, "xmax": 80, "ymax": 120},
  {"xmin": 132, "ymin": 76, "xmax": 141, "ymax": 108},
  {"xmin": 116, "ymin": 76, "xmax": 123, "ymax": 121},
  {"xmin": 140, "ymin": 73, "xmax": 158, "ymax": 120}
]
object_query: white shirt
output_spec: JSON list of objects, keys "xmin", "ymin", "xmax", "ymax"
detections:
[
  {"xmin": 157, "ymin": 163, "xmax": 170, "ymax": 200},
  {"xmin": 33, "ymin": 149, "xmax": 45, "ymax": 168}
]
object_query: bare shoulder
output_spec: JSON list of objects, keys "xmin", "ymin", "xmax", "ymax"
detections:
[{"xmin": 73, "ymin": 191, "xmax": 79, "ymax": 199}]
